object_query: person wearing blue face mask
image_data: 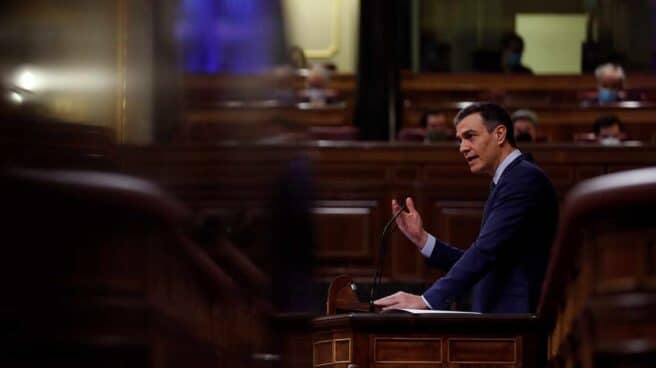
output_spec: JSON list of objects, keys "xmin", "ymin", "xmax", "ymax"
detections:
[
  {"xmin": 500, "ymin": 32, "xmax": 533, "ymax": 74},
  {"xmin": 597, "ymin": 87, "xmax": 618, "ymax": 104},
  {"xmin": 594, "ymin": 63, "xmax": 626, "ymax": 104}
]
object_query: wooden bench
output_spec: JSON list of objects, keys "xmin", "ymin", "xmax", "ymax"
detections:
[
  {"xmin": 405, "ymin": 101, "xmax": 656, "ymax": 143},
  {"xmin": 0, "ymin": 168, "xmax": 273, "ymax": 367},
  {"xmin": 539, "ymin": 167, "xmax": 656, "ymax": 367},
  {"xmin": 0, "ymin": 119, "xmax": 117, "ymax": 169},
  {"xmin": 119, "ymin": 142, "xmax": 656, "ymax": 283},
  {"xmin": 181, "ymin": 73, "xmax": 656, "ymax": 142},
  {"xmin": 185, "ymin": 73, "xmax": 656, "ymax": 105}
]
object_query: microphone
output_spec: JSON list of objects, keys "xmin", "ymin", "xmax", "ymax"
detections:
[{"xmin": 369, "ymin": 200, "xmax": 408, "ymax": 311}]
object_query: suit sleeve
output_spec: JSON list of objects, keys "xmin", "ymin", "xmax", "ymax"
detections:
[
  {"xmin": 425, "ymin": 236, "xmax": 465, "ymax": 271},
  {"xmin": 422, "ymin": 174, "xmax": 539, "ymax": 309}
]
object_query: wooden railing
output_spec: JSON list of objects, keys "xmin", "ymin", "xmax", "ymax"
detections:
[
  {"xmin": 0, "ymin": 119, "xmax": 117, "ymax": 169},
  {"xmin": 0, "ymin": 168, "xmax": 273, "ymax": 368},
  {"xmin": 538, "ymin": 167, "xmax": 656, "ymax": 367}
]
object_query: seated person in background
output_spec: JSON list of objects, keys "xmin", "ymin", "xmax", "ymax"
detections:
[
  {"xmin": 288, "ymin": 45, "xmax": 308, "ymax": 70},
  {"xmin": 422, "ymin": 111, "xmax": 455, "ymax": 142},
  {"xmin": 322, "ymin": 62, "xmax": 338, "ymax": 73},
  {"xmin": 511, "ymin": 109, "xmax": 538, "ymax": 143},
  {"xmin": 269, "ymin": 65, "xmax": 297, "ymax": 105},
  {"xmin": 583, "ymin": 63, "xmax": 627, "ymax": 105},
  {"xmin": 593, "ymin": 114, "xmax": 625, "ymax": 145},
  {"xmin": 298, "ymin": 64, "xmax": 338, "ymax": 107},
  {"xmin": 500, "ymin": 32, "xmax": 533, "ymax": 74}
]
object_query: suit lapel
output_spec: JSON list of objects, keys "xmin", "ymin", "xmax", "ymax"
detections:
[{"xmin": 480, "ymin": 155, "xmax": 524, "ymax": 227}]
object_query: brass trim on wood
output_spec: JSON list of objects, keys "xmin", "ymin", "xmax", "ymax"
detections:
[
  {"xmin": 333, "ymin": 338, "xmax": 352, "ymax": 364},
  {"xmin": 313, "ymin": 337, "xmax": 352, "ymax": 367},
  {"xmin": 447, "ymin": 337, "xmax": 517, "ymax": 364},
  {"xmin": 313, "ymin": 338, "xmax": 334, "ymax": 367},
  {"xmin": 373, "ymin": 337, "xmax": 443, "ymax": 364}
]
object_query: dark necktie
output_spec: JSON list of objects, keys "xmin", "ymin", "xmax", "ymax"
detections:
[
  {"xmin": 489, "ymin": 181, "xmax": 496, "ymax": 198},
  {"xmin": 481, "ymin": 181, "xmax": 496, "ymax": 226}
]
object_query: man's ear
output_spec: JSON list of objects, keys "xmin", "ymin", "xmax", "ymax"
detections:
[{"xmin": 496, "ymin": 125, "xmax": 507, "ymax": 145}]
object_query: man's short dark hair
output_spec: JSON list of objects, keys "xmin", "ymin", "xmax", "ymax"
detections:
[
  {"xmin": 420, "ymin": 111, "xmax": 445, "ymax": 128},
  {"xmin": 454, "ymin": 102, "xmax": 516, "ymax": 147},
  {"xmin": 593, "ymin": 114, "xmax": 623, "ymax": 135}
]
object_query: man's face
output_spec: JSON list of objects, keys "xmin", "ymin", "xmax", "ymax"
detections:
[
  {"xmin": 598, "ymin": 123, "xmax": 622, "ymax": 140},
  {"xmin": 426, "ymin": 114, "xmax": 447, "ymax": 132},
  {"xmin": 456, "ymin": 113, "xmax": 503, "ymax": 175},
  {"xmin": 426, "ymin": 114, "xmax": 453, "ymax": 136},
  {"xmin": 513, "ymin": 119, "xmax": 536, "ymax": 142},
  {"xmin": 502, "ymin": 40, "xmax": 523, "ymax": 66}
]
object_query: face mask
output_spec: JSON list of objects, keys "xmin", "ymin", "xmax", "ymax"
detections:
[
  {"xmin": 598, "ymin": 88, "xmax": 618, "ymax": 104},
  {"xmin": 515, "ymin": 132, "xmax": 533, "ymax": 142},
  {"xmin": 599, "ymin": 136, "xmax": 621, "ymax": 146},
  {"xmin": 307, "ymin": 88, "xmax": 326, "ymax": 102},
  {"xmin": 506, "ymin": 52, "xmax": 521, "ymax": 67}
]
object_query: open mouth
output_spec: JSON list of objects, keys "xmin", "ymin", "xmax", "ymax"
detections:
[{"xmin": 465, "ymin": 155, "xmax": 479, "ymax": 163}]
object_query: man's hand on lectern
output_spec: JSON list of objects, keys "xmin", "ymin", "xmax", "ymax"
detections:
[
  {"xmin": 392, "ymin": 198, "xmax": 428, "ymax": 248},
  {"xmin": 374, "ymin": 291, "xmax": 428, "ymax": 311}
]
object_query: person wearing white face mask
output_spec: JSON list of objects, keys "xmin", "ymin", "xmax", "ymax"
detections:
[{"xmin": 593, "ymin": 115, "xmax": 625, "ymax": 145}]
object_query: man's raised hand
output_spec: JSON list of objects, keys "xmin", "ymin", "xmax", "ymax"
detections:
[{"xmin": 392, "ymin": 197, "xmax": 428, "ymax": 248}]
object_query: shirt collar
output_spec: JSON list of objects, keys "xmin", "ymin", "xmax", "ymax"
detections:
[{"xmin": 492, "ymin": 149, "xmax": 522, "ymax": 185}]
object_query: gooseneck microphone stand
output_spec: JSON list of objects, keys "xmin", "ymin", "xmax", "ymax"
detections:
[{"xmin": 369, "ymin": 201, "xmax": 408, "ymax": 312}]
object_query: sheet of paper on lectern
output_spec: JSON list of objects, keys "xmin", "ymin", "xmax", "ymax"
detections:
[{"xmin": 397, "ymin": 309, "xmax": 482, "ymax": 315}]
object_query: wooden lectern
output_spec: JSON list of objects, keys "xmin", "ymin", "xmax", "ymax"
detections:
[{"xmin": 313, "ymin": 275, "xmax": 545, "ymax": 367}]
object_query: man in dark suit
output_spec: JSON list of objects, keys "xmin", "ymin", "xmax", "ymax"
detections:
[{"xmin": 375, "ymin": 103, "xmax": 558, "ymax": 313}]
